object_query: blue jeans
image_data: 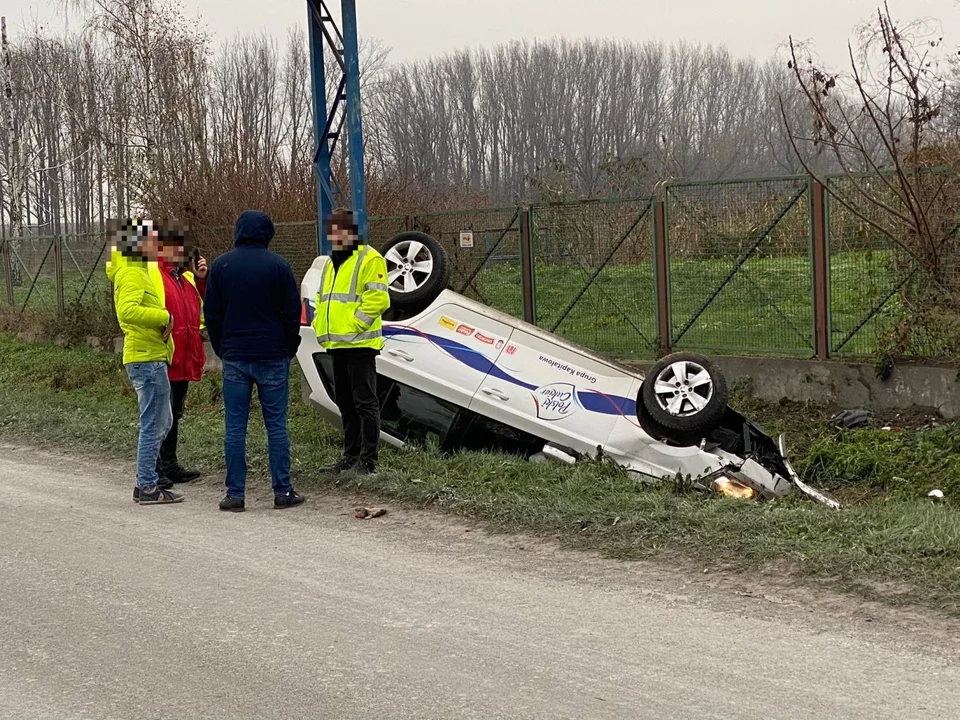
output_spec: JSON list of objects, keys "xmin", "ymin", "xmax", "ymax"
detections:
[
  {"xmin": 222, "ymin": 359, "xmax": 293, "ymax": 500},
  {"xmin": 125, "ymin": 361, "xmax": 173, "ymax": 492}
]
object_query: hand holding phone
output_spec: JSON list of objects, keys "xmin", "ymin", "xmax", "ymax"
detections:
[{"xmin": 192, "ymin": 248, "xmax": 209, "ymax": 279}]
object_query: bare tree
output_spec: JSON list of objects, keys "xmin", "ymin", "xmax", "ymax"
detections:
[
  {"xmin": 783, "ymin": 3, "xmax": 952, "ymax": 267},
  {"xmin": 63, "ymin": 0, "xmax": 210, "ymax": 213},
  {"xmin": 782, "ymin": 1, "xmax": 960, "ymax": 356},
  {"xmin": 0, "ymin": 17, "xmax": 29, "ymax": 242}
]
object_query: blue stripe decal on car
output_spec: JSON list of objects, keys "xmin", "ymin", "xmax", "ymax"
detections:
[{"xmin": 382, "ymin": 326, "xmax": 637, "ymax": 418}]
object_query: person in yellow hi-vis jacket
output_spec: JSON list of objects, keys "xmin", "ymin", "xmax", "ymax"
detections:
[{"xmin": 313, "ymin": 208, "xmax": 391, "ymax": 476}]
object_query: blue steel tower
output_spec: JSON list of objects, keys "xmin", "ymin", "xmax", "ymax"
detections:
[{"xmin": 306, "ymin": 0, "xmax": 368, "ymax": 255}]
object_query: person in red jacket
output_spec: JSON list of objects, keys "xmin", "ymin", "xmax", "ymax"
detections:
[{"xmin": 155, "ymin": 222, "xmax": 208, "ymax": 485}]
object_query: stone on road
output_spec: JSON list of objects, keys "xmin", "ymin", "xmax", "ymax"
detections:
[{"xmin": 0, "ymin": 445, "xmax": 957, "ymax": 719}]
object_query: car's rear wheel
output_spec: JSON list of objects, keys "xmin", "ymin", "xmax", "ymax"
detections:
[
  {"xmin": 379, "ymin": 232, "xmax": 450, "ymax": 314},
  {"xmin": 639, "ymin": 352, "xmax": 728, "ymax": 438}
]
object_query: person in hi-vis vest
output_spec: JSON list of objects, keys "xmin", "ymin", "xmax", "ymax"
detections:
[{"xmin": 312, "ymin": 208, "xmax": 391, "ymax": 476}]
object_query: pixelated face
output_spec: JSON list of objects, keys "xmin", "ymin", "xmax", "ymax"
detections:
[
  {"xmin": 155, "ymin": 218, "xmax": 190, "ymax": 265},
  {"xmin": 158, "ymin": 239, "xmax": 184, "ymax": 264},
  {"xmin": 110, "ymin": 217, "xmax": 190, "ymax": 263},
  {"xmin": 142, "ymin": 223, "xmax": 161, "ymax": 260},
  {"xmin": 110, "ymin": 218, "xmax": 157, "ymax": 260},
  {"xmin": 330, "ymin": 224, "xmax": 358, "ymax": 251}
]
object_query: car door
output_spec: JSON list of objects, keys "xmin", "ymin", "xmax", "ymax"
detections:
[
  {"xmin": 378, "ymin": 293, "xmax": 514, "ymax": 410},
  {"xmin": 466, "ymin": 327, "xmax": 638, "ymax": 457}
]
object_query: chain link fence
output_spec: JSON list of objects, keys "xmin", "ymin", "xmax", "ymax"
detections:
[
  {"xmin": 61, "ymin": 233, "xmax": 113, "ymax": 312},
  {"xmin": 412, "ymin": 207, "xmax": 523, "ymax": 317},
  {"xmin": 531, "ymin": 199, "xmax": 657, "ymax": 356},
  {"xmin": 665, "ymin": 177, "xmax": 814, "ymax": 356},
  {"xmin": 9, "ymin": 236, "xmax": 58, "ymax": 313},
  {"xmin": 823, "ymin": 175, "xmax": 957, "ymax": 358},
  {"xmin": 368, "ymin": 215, "xmax": 408, "ymax": 248},
  {"xmin": 1, "ymin": 233, "xmax": 111, "ymax": 315},
  {"xmin": 2, "ymin": 174, "xmax": 957, "ymax": 363},
  {"xmin": 269, "ymin": 222, "xmax": 321, "ymax": 285}
]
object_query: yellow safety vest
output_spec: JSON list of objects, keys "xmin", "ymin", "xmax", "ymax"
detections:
[
  {"xmin": 312, "ymin": 245, "xmax": 391, "ymax": 351},
  {"xmin": 181, "ymin": 270, "xmax": 206, "ymax": 332}
]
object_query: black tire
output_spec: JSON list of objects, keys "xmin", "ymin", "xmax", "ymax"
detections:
[
  {"xmin": 639, "ymin": 352, "xmax": 728, "ymax": 437},
  {"xmin": 379, "ymin": 231, "xmax": 450, "ymax": 312},
  {"xmin": 635, "ymin": 396, "xmax": 701, "ymax": 447}
]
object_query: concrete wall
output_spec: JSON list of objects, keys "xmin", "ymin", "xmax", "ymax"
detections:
[{"xmin": 631, "ymin": 356, "xmax": 960, "ymax": 419}]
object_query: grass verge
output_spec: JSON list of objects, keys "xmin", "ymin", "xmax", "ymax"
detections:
[{"xmin": 1, "ymin": 333, "xmax": 959, "ymax": 614}]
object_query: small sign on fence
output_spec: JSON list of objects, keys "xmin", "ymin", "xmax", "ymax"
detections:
[{"xmin": 459, "ymin": 231, "xmax": 474, "ymax": 249}]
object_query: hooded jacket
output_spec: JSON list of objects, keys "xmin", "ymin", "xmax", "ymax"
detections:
[
  {"xmin": 106, "ymin": 247, "xmax": 174, "ymax": 366},
  {"xmin": 203, "ymin": 210, "xmax": 302, "ymax": 362},
  {"xmin": 159, "ymin": 260, "xmax": 206, "ymax": 382}
]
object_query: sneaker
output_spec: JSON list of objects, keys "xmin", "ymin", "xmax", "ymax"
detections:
[
  {"xmin": 133, "ymin": 483, "xmax": 175, "ymax": 501},
  {"xmin": 274, "ymin": 490, "xmax": 306, "ymax": 509},
  {"xmin": 319, "ymin": 458, "xmax": 357, "ymax": 475},
  {"xmin": 219, "ymin": 496, "xmax": 246, "ymax": 513},
  {"xmin": 356, "ymin": 463, "xmax": 378, "ymax": 477},
  {"xmin": 138, "ymin": 487, "xmax": 184, "ymax": 505}
]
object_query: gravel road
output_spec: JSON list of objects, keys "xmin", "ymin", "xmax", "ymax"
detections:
[{"xmin": 0, "ymin": 444, "xmax": 957, "ymax": 719}]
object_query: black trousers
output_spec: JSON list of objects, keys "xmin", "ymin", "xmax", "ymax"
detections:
[
  {"xmin": 331, "ymin": 351, "xmax": 380, "ymax": 467},
  {"xmin": 159, "ymin": 380, "xmax": 190, "ymax": 469}
]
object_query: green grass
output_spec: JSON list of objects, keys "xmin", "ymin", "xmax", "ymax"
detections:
[
  {"xmin": 469, "ymin": 250, "xmax": 900, "ymax": 359},
  {"xmin": 6, "ymin": 260, "xmax": 111, "ymax": 310},
  {"xmin": 2, "ymin": 333, "xmax": 960, "ymax": 613}
]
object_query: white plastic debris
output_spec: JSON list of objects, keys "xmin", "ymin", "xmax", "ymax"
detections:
[{"xmin": 928, "ymin": 489, "xmax": 945, "ymax": 500}]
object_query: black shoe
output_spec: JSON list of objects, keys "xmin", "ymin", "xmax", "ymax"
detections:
[
  {"xmin": 274, "ymin": 490, "xmax": 306, "ymax": 509},
  {"xmin": 166, "ymin": 465, "xmax": 202, "ymax": 483},
  {"xmin": 138, "ymin": 487, "xmax": 184, "ymax": 505},
  {"xmin": 356, "ymin": 463, "xmax": 377, "ymax": 477},
  {"xmin": 158, "ymin": 477, "xmax": 175, "ymax": 490},
  {"xmin": 320, "ymin": 458, "xmax": 358, "ymax": 475},
  {"xmin": 159, "ymin": 462, "xmax": 202, "ymax": 484},
  {"xmin": 219, "ymin": 496, "xmax": 245, "ymax": 513}
]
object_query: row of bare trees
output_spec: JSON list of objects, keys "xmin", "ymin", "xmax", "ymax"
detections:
[
  {"xmin": 2, "ymin": 0, "xmax": 960, "ymax": 236},
  {"xmin": 0, "ymin": 0, "xmax": 813, "ymax": 236},
  {"xmin": 375, "ymin": 40, "xmax": 830, "ymax": 201}
]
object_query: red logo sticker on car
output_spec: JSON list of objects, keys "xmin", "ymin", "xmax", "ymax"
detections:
[
  {"xmin": 506, "ymin": 344, "xmax": 517, "ymax": 355},
  {"xmin": 475, "ymin": 333, "xmax": 495, "ymax": 344},
  {"xmin": 456, "ymin": 324, "xmax": 474, "ymax": 336}
]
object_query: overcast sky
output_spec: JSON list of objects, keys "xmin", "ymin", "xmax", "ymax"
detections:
[{"xmin": 3, "ymin": 0, "xmax": 958, "ymax": 69}]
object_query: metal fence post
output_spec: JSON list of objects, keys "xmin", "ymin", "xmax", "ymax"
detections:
[
  {"xmin": 1, "ymin": 238, "xmax": 12, "ymax": 305},
  {"xmin": 519, "ymin": 206, "xmax": 536, "ymax": 324},
  {"xmin": 53, "ymin": 234, "xmax": 65, "ymax": 316},
  {"xmin": 811, "ymin": 179, "xmax": 830, "ymax": 360},
  {"xmin": 654, "ymin": 198, "xmax": 671, "ymax": 356}
]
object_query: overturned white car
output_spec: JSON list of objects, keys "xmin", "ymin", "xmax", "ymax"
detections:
[{"xmin": 297, "ymin": 232, "xmax": 838, "ymax": 507}]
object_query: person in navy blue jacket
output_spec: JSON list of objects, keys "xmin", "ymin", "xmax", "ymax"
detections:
[{"xmin": 203, "ymin": 210, "xmax": 305, "ymax": 513}]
